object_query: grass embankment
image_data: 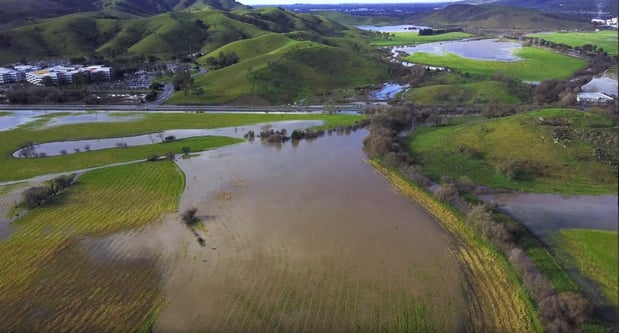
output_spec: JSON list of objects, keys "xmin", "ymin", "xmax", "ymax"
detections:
[
  {"xmin": 408, "ymin": 108, "xmax": 618, "ymax": 194},
  {"xmin": 527, "ymin": 31, "xmax": 618, "ymax": 56},
  {"xmin": 0, "ymin": 111, "xmax": 12, "ymax": 117},
  {"xmin": 405, "ymin": 80, "xmax": 522, "ymax": 105},
  {"xmin": 404, "ymin": 47, "xmax": 586, "ymax": 81},
  {"xmin": 369, "ymin": 160, "xmax": 541, "ymax": 333},
  {"xmin": 0, "ymin": 112, "xmax": 363, "ymax": 181},
  {"xmin": 0, "ymin": 162, "xmax": 184, "ymax": 332},
  {"xmin": 557, "ymin": 229, "xmax": 618, "ymax": 306},
  {"xmin": 371, "ymin": 31, "xmax": 471, "ymax": 47}
]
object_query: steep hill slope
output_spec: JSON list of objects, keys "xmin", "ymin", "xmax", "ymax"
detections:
[{"xmin": 420, "ymin": 4, "xmax": 589, "ymax": 30}]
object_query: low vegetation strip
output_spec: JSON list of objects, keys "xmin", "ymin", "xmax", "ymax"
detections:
[
  {"xmin": 404, "ymin": 47, "xmax": 586, "ymax": 81},
  {"xmin": 527, "ymin": 31, "xmax": 618, "ymax": 56},
  {"xmin": 0, "ymin": 161, "xmax": 184, "ymax": 332},
  {"xmin": 368, "ymin": 160, "xmax": 541, "ymax": 333},
  {"xmin": 0, "ymin": 113, "xmax": 363, "ymax": 181},
  {"xmin": 557, "ymin": 229, "xmax": 618, "ymax": 306},
  {"xmin": 371, "ymin": 31, "xmax": 471, "ymax": 47}
]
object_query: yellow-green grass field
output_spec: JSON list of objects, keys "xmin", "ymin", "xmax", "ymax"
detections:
[
  {"xmin": 557, "ymin": 229, "xmax": 618, "ymax": 306},
  {"xmin": 408, "ymin": 108, "xmax": 618, "ymax": 194},
  {"xmin": 0, "ymin": 162, "xmax": 184, "ymax": 332},
  {"xmin": 404, "ymin": 80, "xmax": 522, "ymax": 105},
  {"xmin": 404, "ymin": 47, "xmax": 586, "ymax": 81},
  {"xmin": 527, "ymin": 30, "xmax": 618, "ymax": 56},
  {"xmin": 371, "ymin": 31, "xmax": 472, "ymax": 47},
  {"xmin": 0, "ymin": 112, "xmax": 363, "ymax": 181}
]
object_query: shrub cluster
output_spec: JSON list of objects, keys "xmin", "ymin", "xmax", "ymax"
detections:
[{"xmin": 22, "ymin": 174, "xmax": 75, "ymax": 208}]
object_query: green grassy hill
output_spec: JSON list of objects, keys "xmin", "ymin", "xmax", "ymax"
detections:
[
  {"xmin": 405, "ymin": 81, "xmax": 522, "ymax": 105},
  {"xmin": 408, "ymin": 108, "xmax": 618, "ymax": 194},
  {"xmin": 168, "ymin": 35, "xmax": 388, "ymax": 104},
  {"xmin": 420, "ymin": 4, "xmax": 589, "ymax": 30}
]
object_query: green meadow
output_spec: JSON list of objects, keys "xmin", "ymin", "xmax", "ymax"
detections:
[
  {"xmin": 404, "ymin": 47, "xmax": 586, "ymax": 81},
  {"xmin": 527, "ymin": 30, "xmax": 618, "ymax": 56},
  {"xmin": 0, "ymin": 112, "xmax": 363, "ymax": 181},
  {"xmin": 408, "ymin": 108, "xmax": 618, "ymax": 194},
  {"xmin": 371, "ymin": 32, "xmax": 471, "ymax": 47},
  {"xmin": 557, "ymin": 229, "xmax": 618, "ymax": 306},
  {"xmin": 404, "ymin": 80, "xmax": 522, "ymax": 105}
]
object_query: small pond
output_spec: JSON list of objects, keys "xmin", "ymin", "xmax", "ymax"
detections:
[
  {"xmin": 394, "ymin": 38, "xmax": 523, "ymax": 61},
  {"xmin": 13, "ymin": 120, "xmax": 324, "ymax": 157}
]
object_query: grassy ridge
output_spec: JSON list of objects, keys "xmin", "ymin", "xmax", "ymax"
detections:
[
  {"xmin": 408, "ymin": 108, "xmax": 617, "ymax": 194},
  {"xmin": 0, "ymin": 162, "xmax": 184, "ymax": 332},
  {"xmin": 405, "ymin": 80, "xmax": 522, "ymax": 105},
  {"xmin": 369, "ymin": 160, "xmax": 541, "ymax": 332},
  {"xmin": 527, "ymin": 31, "xmax": 618, "ymax": 56},
  {"xmin": 0, "ymin": 113, "xmax": 363, "ymax": 181},
  {"xmin": 557, "ymin": 229, "xmax": 618, "ymax": 306},
  {"xmin": 371, "ymin": 32, "xmax": 471, "ymax": 47},
  {"xmin": 404, "ymin": 47, "xmax": 586, "ymax": 81}
]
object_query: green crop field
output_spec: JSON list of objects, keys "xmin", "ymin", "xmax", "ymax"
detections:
[
  {"xmin": 557, "ymin": 229, "xmax": 618, "ymax": 306},
  {"xmin": 0, "ymin": 162, "xmax": 184, "ymax": 332},
  {"xmin": 408, "ymin": 108, "xmax": 618, "ymax": 194},
  {"xmin": 0, "ymin": 112, "xmax": 363, "ymax": 181},
  {"xmin": 405, "ymin": 80, "xmax": 522, "ymax": 105},
  {"xmin": 371, "ymin": 32, "xmax": 472, "ymax": 47},
  {"xmin": 527, "ymin": 30, "xmax": 618, "ymax": 56},
  {"xmin": 404, "ymin": 47, "xmax": 586, "ymax": 81}
]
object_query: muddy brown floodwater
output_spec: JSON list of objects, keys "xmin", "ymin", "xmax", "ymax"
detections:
[{"xmin": 85, "ymin": 129, "xmax": 467, "ymax": 332}]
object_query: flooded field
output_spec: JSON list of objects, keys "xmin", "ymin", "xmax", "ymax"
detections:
[
  {"xmin": 86, "ymin": 129, "xmax": 468, "ymax": 332},
  {"xmin": 0, "ymin": 111, "xmax": 141, "ymax": 132},
  {"xmin": 581, "ymin": 72, "xmax": 618, "ymax": 96},
  {"xmin": 13, "ymin": 120, "xmax": 322, "ymax": 157},
  {"xmin": 479, "ymin": 193, "xmax": 618, "ymax": 241},
  {"xmin": 358, "ymin": 25, "xmax": 430, "ymax": 32},
  {"xmin": 394, "ymin": 39, "xmax": 522, "ymax": 61}
]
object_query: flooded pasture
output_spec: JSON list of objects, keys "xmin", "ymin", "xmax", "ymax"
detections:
[
  {"xmin": 86, "ymin": 129, "xmax": 467, "ymax": 332},
  {"xmin": 479, "ymin": 193, "xmax": 618, "ymax": 241},
  {"xmin": 0, "ymin": 111, "xmax": 142, "ymax": 132},
  {"xmin": 13, "ymin": 120, "xmax": 323, "ymax": 157},
  {"xmin": 357, "ymin": 25, "xmax": 431, "ymax": 32},
  {"xmin": 394, "ymin": 39, "xmax": 522, "ymax": 61}
]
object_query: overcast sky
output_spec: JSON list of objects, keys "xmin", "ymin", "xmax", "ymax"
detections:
[{"xmin": 245, "ymin": 0, "xmax": 460, "ymax": 5}]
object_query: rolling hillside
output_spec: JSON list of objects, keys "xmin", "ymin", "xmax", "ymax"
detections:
[
  {"xmin": 0, "ymin": 7, "xmax": 351, "ymax": 63},
  {"xmin": 419, "ymin": 4, "xmax": 590, "ymax": 30}
]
